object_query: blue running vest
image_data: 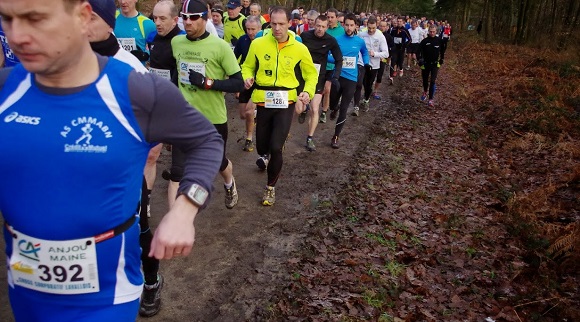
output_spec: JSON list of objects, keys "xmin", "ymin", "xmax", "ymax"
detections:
[{"xmin": 0, "ymin": 58, "xmax": 153, "ymax": 306}]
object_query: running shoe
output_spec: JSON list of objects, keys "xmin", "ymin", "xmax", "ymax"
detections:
[
  {"xmin": 331, "ymin": 136, "xmax": 339, "ymax": 149},
  {"xmin": 330, "ymin": 109, "xmax": 338, "ymax": 120},
  {"xmin": 224, "ymin": 178, "xmax": 238, "ymax": 209},
  {"xmin": 256, "ymin": 155, "xmax": 269, "ymax": 170},
  {"xmin": 351, "ymin": 106, "xmax": 359, "ymax": 116},
  {"xmin": 389, "ymin": 77, "xmax": 394, "ymax": 85},
  {"xmin": 306, "ymin": 138, "xmax": 316, "ymax": 151},
  {"xmin": 399, "ymin": 69, "xmax": 404, "ymax": 77},
  {"xmin": 262, "ymin": 186, "xmax": 275, "ymax": 206},
  {"xmin": 243, "ymin": 139, "xmax": 254, "ymax": 152},
  {"xmin": 139, "ymin": 274, "xmax": 164, "ymax": 317},
  {"xmin": 428, "ymin": 100, "xmax": 435, "ymax": 107},
  {"xmin": 319, "ymin": 111, "xmax": 327, "ymax": 123},
  {"xmin": 405, "ymin": 65, "xmax": 411, "ymax": 70},
  {"xmin": 373, "ymin": 93, "xmax": 381, "ymax": 100},
  {"xmin": 420, "ymin": 92, "xmax": 428, "ymax": 101},
  {"xmin": 361, "ymin": 99, "xmax": 370, "ymax": 112}
]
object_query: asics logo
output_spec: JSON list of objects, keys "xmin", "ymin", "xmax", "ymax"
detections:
[{"xmin": 4, "ymin": 112, "xmax": 41, "ymax": 125}]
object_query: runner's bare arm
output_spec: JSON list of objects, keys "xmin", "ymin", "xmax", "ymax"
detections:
[{"xmin": 149, "ymin": 195, "xmax": 198, "ymax": 259}]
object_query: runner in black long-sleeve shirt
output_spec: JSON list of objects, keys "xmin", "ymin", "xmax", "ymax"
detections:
[
  {"xmin": 299, "ymin": 15, "xmax": 343, "ymax": 151},
  {"xmin": 418, "ymin": 25, "xmax": 443, "ymax": 107},
  {"xmin": 389, "ymin": 17, "xmax": 411, "ymax": 77}
]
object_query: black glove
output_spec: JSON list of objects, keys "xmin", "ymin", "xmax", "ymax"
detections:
[
  {"xmin": 330, "ymin": 77, "xmax": 341, "ymax": 93},
  {"xmin": 418, "ymin": 59, "xmax": 424, "ymax": 67},
  {"xmin": 364, "ymin": 64, "xmax": 372, "ymax": 72},
  {"xmin": 130, "ymin": 49, "xmax": 149, "ymax": 62},
  {"xmin": 188, "ymin": 69, "xmax": 205, "ymax": 89},
  {"xmin": 231, "ymin": 36, "xmax": 238, "ymax": 46}
]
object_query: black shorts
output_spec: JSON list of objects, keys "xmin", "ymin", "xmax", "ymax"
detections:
[
  {"xmin": 315, "ymin": 73, "xmax": 326, "ymax": 94},
  {"xmin": 171, "ymin": 122, "xmax": 229, "ymax": 180},
  {"xmin": 238, "ymin": 85, "xmax": 254, "ymax": 104},
  {"xmin": 407, "ymin": 43, "xmax": 419, "ymax": 54},
  {"xmin": 325, "ymin": 69, "xmax": 335, "ymax": 81}
]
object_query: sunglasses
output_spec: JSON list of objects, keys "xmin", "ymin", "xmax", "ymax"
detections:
[{"xmin": 180, "ymin": 11, "xmax": 207, "ymax": 21}]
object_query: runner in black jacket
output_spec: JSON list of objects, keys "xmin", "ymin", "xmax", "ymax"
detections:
[
  {"xmin": 418, "ymin": 25, "xmax": 443, "ymax": 107},
  {"xmin": 148, "ymin": 23, "xmax": 183, "ymax": 85},
  {"xmin": 300, "ymin": 15, "xmax": 343, "ymax": 151},
  {"xmin": 389, "ymin": 17, "xmax": 411, "ymax": 77}
]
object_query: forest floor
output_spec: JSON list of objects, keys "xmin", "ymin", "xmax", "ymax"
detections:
[{"xmin": 255, "ymin": 35, "xmax": 580, "ymax": 321}]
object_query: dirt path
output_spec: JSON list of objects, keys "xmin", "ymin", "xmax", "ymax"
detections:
[{"xmin": 137, "ymin": 95, "xmax": 389, "ymax": 321}]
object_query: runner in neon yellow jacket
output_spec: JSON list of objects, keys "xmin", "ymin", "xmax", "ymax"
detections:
[
  {"xmin": 241, "ymin": 26, "xmax": 317, "ymax": 104},
  {"xmin": 240, "ymin": 7, "xmax": 318, "ymax": 207}
]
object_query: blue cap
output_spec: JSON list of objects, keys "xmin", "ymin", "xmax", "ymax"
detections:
[{"xmin": 226, "ymin": 0, "xmax": 241, "ymax": 9}]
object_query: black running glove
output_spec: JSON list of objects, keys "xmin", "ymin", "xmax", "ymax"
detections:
[
  {"xmin": 130, "ymin": 49, "xmax": 149, "ymax": 62},
  {"xmin": 188, "ymin": 69, "xmax": 205, "ymax": 89}
]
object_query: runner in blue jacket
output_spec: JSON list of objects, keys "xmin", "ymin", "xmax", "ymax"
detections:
[{"xmin": 327, "ymin": 13, "xmax": 370, "ymax": 149}]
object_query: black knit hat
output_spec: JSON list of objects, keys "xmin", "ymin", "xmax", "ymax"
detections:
[
  {"xmin": 89, "ymin": 0, "xmax": 116, "ymax": 29},
  {"xmin": 182, "ymin": 0, "xmax": 208, "ymax": 13}
]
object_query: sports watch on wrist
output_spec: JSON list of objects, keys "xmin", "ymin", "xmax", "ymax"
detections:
[
  {"xmin": 204, "ymin": 78, "xmax": 214, "ymax": 90},
  {"xmin": 180, "ymin": 184, "xmax": 209, "ymax": 208}
]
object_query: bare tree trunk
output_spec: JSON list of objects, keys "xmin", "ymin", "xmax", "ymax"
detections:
[
  {"xmin": 461, "ymin": 0, "xmax": 471, "ymax": 31},
  {"xmin": 484, "ymin": 0, "xmax": 494, "ymax": 43},
  {"xmin": 351, "ymin": 0, "xmax": 357, "ymax": 12},
  {"xmin": 326, "ymin": 0, "xmax": 333, "ymax": 11},
  {"xmin": 548, "ymin": 0, "xmax": 557, "ymax": 33},
  {"xmin": 515, "ymin": 0, "xmax": 533, "ymax": 44},
  {"xmin": 559, "ymin": 0, "xmax": 580, "ymax": 49},
  {"xmin": 510, "ymin": 0, "xmax": 518, "ymax": 39},
  {"xmin": 526, "ymin": 0, "xmax": 541, "ymax": 42},
  {"xmin": 309, "ymin": 0, "xmax": 315, "ymax": 10}
]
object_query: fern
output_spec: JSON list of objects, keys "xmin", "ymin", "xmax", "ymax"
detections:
[{"xmin": 548, "ymin": 223, "xmax": 579, "ymax": 260}]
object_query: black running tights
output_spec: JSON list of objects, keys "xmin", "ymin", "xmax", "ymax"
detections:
[
  {"xmin": 139, "ymin": 177, "xmax": 159, "ymax": 285},
  {"xmin": 421, "ymin": 64, "xmax": 439, "ymax": 100},
  {"xmin": 330, "ymin": 77, "xmax": 357, "ymax": 137},
  {"xmin": 256, "ymin": 104, "xmax": 295, "ymax": 187},
  {"xmin": 363, "ymin": 68, "xmax": 379, "ymax": 100}
]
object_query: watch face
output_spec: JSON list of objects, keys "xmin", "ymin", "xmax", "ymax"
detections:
[
  {"xmin": 187, "ymin": 184, "xmax": 209, "ymax": 206},
  {"xmin": 193, "ymin": 188, "xmax": 209, "ymax": 203}
]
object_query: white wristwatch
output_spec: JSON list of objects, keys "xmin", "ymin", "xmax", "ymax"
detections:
[{"xmin": 181, "ymin": 184, "xmax": 209, "ymax": 207}]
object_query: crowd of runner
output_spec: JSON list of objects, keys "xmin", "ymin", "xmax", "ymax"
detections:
[{"xmin": 0, "ymin": 0, "xmax": 450, "ymax": 320}]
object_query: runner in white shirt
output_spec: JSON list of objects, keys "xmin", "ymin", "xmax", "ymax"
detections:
[{"xmin": 406, "ymin": 20, "xmax": 422, "ymax": 70}]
